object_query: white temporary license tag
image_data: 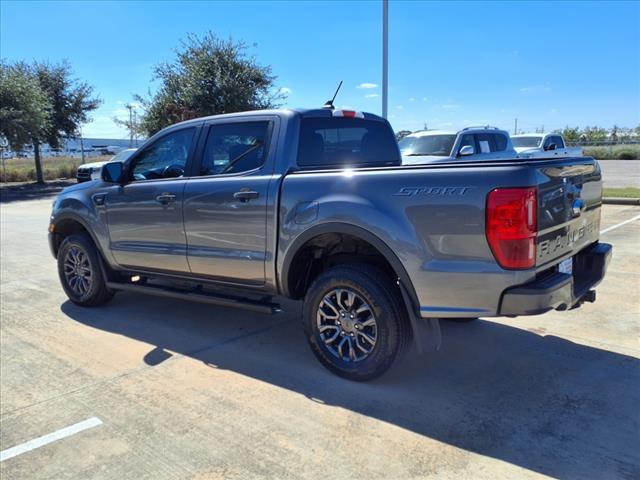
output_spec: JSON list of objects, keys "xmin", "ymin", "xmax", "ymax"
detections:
[{"xmin": 558, "ymin": 257, "xmax": 573, "ymax": 275}]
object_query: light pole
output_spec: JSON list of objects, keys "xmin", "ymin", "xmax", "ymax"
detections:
[
  {"xmin": 126, "ymin": 104, "xmax": 134, "ymax": 147},
  {"xmin": 382, "ymin": 0, "xmax": 388, "ymax": 119}
]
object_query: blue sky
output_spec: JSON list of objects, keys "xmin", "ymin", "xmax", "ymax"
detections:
[{"xmin": 2, "ymin": 0, "xmax": 639, "ymax": 138}]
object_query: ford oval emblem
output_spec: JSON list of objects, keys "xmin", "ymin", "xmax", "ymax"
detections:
[{"xmin": 572, "ymin": 198, "xmax": 585, "ymax": 217}]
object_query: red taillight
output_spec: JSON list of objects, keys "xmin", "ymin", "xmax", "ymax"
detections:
[{"xmin": 486, "ymin": 187, "xmax": 537, "ymax": 269}]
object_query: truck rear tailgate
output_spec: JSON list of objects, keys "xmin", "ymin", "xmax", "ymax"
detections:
[{"xmin": 536, "ymin": 157, "xmax": 603, "ymax": 269}]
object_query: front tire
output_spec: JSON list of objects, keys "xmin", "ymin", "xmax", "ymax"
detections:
[
  {"xmin": 302, "ymin": 264, "xmax": 411, "ymax": 381},
  {"xmin": 57, "ymin": 234, "xmax": 115, "ymax": 307}
]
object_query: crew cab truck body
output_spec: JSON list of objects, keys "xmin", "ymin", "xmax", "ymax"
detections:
[
  {"xmin": 513, "ymin": 133, "xmax": 582, "ymax": 159},
  {"xmin": 49, "ymin": 108, "xmax": 612, "ymax": 380},
  {"xmin": 399, "ymin": 126, "xmax": 517, "ymax": 164}
]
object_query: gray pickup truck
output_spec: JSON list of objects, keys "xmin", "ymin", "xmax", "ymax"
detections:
[{"xmin": 49, "ymin": 108, "xmax": 612, "ymax": 380}]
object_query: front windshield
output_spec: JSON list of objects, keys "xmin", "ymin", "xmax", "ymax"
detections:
[
  {"xmin": 512, "ymin": 137, "xmax": 542, "ymax": 148},
  {"xmin": 110, "ymin": 149, "xmax": 137, "ymax": 162},
  {"xmin": 399, "ymin": 135, "xmax": 456, "ymax": 156}
]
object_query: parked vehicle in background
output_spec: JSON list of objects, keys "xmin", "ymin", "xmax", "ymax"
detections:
[
  {"xmin": 399, "ymin": 127, "xmax": 516, "ymax": 164},
  {"xmin": 512, "ymin": 133, "xmax": 582, "ymax": 159},
  {"xmin": 76, "ymin": 148, "xmax": 137, "ymax": 182},
  {"xmin": 50, "ymin": 108, "xmax": 611, "ymax": 381}
]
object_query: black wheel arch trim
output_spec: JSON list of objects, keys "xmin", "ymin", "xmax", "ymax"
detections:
[
  {"xmin": 279, "ymin": 222, "xmax": 421, "ymax": 316},
  {"xmin": 51, "ymin": 212, "xmax": 104, "ymax": 258}
]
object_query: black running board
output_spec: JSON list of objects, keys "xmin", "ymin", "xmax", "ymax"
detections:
[{"xmin": 106, "ymin": 281, "xmax": 281, "ymax": 315}]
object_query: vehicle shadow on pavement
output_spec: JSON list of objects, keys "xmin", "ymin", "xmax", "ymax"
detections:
[{"xmin": 62, "ymin": 294, "xmax": 640, "ymax": 480}]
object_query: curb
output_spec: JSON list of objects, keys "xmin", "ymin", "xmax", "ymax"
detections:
[{"xmin": 603, "ymin": 197, "xmax": 640, "ymax": 206}]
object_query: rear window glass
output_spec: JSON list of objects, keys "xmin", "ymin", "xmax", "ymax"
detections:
[
  {"xmin": 297, "ymin": 117, "xmax": 400, "ymax": 168},
  {"xmin": 475, "ymin": 133, "xmax": 508, "ymax": 153},
  {"xmin": 399, "ymin": 134, "xmax": 456, "ymax": 157}
]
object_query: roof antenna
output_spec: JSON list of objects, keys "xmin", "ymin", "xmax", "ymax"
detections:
[{"xmin": 323, "ymin": 80, "xmax": 343, "ymax": 110}]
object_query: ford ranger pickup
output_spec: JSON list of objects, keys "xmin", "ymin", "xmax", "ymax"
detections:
[{"xmin": 49, "ymin": 108, "xmax": 612, "ymax": 380}]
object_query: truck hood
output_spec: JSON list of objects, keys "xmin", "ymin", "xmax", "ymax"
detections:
[
  {"xmin": 60, "ymin": 181, "xmax": 96, "ymax": 195},
  {"xmin": 402, "ymin": 155, "xmax": 452, "ymax": 165},
  {"xmin": 78, "ymin": 160, "xmax": 109, "ymax": 170},
  {"xmin": 514, "ymin": 147, "xmax": 539, "ymax": 154}
]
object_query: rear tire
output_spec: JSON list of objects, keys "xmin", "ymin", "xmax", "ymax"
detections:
[
  {"xmin": 302, "ymin": 264, "xmax": 411, "ymax": 381},
  {"xmin": 57, "ymin": 234, "xmax": 115, "ymax": 307}
]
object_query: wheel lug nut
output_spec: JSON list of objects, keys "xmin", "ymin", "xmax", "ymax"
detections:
[
  {"xmin": 350, "ymin": 314, "xmax": 354, "ymax": 319},
  {"xmin": 350, "ymin": 333, "xmax": 354, "ymax": 337}
]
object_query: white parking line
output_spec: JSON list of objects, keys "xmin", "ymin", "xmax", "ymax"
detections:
[
  {"xmin": 600, "ymin": 214, "xmax": 640, "ymax": 235},
  {"xmin": 0, "ymin": 417, "xmax": 103, "ymax": 462}
]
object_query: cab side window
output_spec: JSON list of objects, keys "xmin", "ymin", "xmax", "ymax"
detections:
[
  {"xmin": 543, "ymin": 136, "xmax": 555, "ymax": 150},
  {"xmin": 130, "ymin": 128, "xmax": 195, "ymax": 181},
  {"xmin": 200, "ymin": 121, "xmax": 270, "ymax": 176},
  {"xmin": 554, "ymin": 136, "xmax": 565, "ymax": 149},
  {"xmin": 458, "ymin": 134, "xmax": 475, "ymax": 154}
]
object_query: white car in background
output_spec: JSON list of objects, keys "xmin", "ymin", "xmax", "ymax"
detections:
[
  {"xmin": 399, "ymin": 127, "xmax": 516, "ymax": 164},
  {"xmin": 76, "ymin": 148, "xmax": 137, "ymax": 182},
  {"xmin": 512, "ymin": 133, "xmax": 582, "ymax": 159}
]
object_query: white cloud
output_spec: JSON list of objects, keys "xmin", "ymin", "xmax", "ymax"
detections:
[
  {"xmin": 409, "ymin": 97, "xmax": 415, "ymax": 102},
  {"xmin": 82, "ymin": 114, "xmax": 128, "ymax": 139},
  {"xmin": 441, "ymin": 104, "xmax": 461, "ymax": 109},
  {"xmin": 279, "ymin": 87, "xmax": 292, "ymax": 95},
  {"xmin": 356, "ymin": 82, "xmax": 378, "ymax": 89},
  {"xmin": 340, "ymin": 105, "xmax": 355, "ymax": 110},
  {"xmin": 422, "ymin": 97, "xmax": 429, "ymax": 101},
  {"xmin": 364, "ymin": 93, "xmax": 379, "ymax": 98},
  {"xmin": 396, "ymin": 105, "xmax": 404, "ymax": 110}
]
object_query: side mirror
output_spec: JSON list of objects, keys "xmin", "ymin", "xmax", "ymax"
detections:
[
  {"xmin": 102, "ymin": 162, "xmax": 124, "ymax": 183},
  {"xmin": 459, "ymin": 145, "xmax": 475, "ymax": 156},
  {"xmin": 545, "ymin": 143, "xmax": 557, "ymax": 151}
]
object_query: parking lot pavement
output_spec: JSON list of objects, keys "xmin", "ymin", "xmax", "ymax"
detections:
[
  {"xmin": 599, "ymin": 159, "xmax": 640, "ymax": 188},
  {"xmin": 1, "ymin": 199, "xmax": 638, "ymax": 480}
]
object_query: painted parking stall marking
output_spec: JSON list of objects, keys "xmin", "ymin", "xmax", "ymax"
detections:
[
  {"xmin": 0, "ymin": 417, "xmax": 103, "ymax": 462},
  {"xmin": 600, "ymin": 214, "xmax": 640, "ymax": 235}
]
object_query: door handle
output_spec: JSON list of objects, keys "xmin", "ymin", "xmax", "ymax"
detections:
[
  {"xmin": 233, "ymin": 190, "xmax": 259, "ymax": 202},
  {"xmin": 155, "ymin": 193, "xmax": 176, "ymax": 205}
]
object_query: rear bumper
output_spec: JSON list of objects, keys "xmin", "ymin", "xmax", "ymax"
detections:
[{"xmin": 499, "ymin": 242, "xmax": 612, "ymax": 316}]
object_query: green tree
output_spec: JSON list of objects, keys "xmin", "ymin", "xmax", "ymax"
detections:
[
  {"xmin": 610, "ymin": 125, "xmax": 619, "ymax": 143},
  {"xmin": 581, "ymin": 126, "xmax": 608, "ymax": 144},
  {"xmin": 0, "ymin": 61, "xmax": 50, "ymax": 160},
  {"xmin": 30, "ymin": 61, "xmax": 101, "ymax": 183},
  {"xmin": 137, "ymin": 32, "xmax": 285, "ymax": 136},
  {"xmin": 561, "ymin": 126, "xmax": 580, "ymax": 144},
  {"xmin": 112, "ymin": 104, "xmax": 145, "ymax": 146}
]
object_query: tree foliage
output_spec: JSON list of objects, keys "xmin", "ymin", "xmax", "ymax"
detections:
[
  {"xmin": 0, "ymin": 60, "xmax": 100, "ymax": 183},
  {"xmin": 580, "ymin": 125, "xmax": 608, "ymax": 143},
  {"xmin": 395, "ymin": 130, "xmax": 412, "ymax": 140},
  {"xmin": 137, "ymin": 32, "xmax": 285, "ymax": 136},
  {"xmin": 561, "ymin": 126, "xmax": 580, "ymax": 143},
  {"xmin": 0, "ymin": 61, "xmax": 50, "ymax": 150},
  {"xmin": 32, "ymin": 61, "xmax": 101, "ymax": 149}
]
